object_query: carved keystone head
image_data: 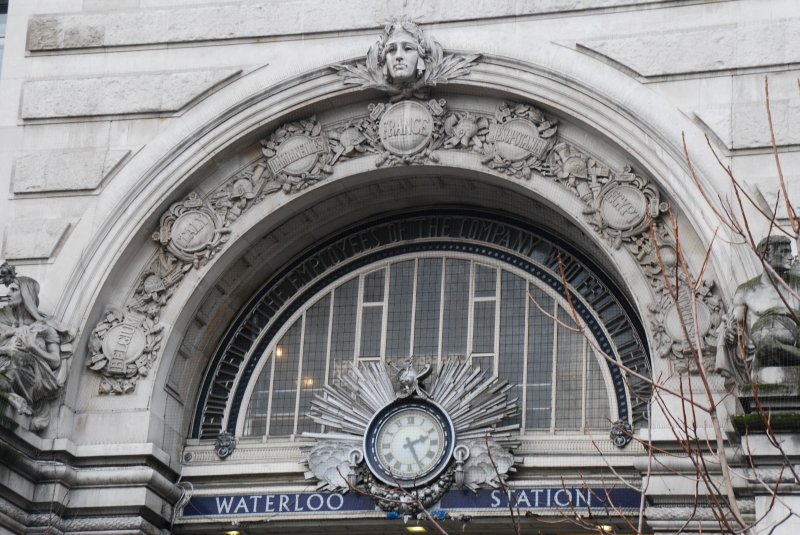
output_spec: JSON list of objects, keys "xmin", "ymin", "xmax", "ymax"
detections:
[{"xmin": 379, "ymin": 21, "xmax": 429, "ymax": 84}]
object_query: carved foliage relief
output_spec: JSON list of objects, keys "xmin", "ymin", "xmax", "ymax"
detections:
[{"xmin": 85, "ymin": 21, "xmax": 721, "ymax": 392}]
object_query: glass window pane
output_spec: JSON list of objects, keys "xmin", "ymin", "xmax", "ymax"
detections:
[
  {"xmin": 526, "ymin": 286, "xmax": 553, "ymax": 429},
  {"xmin": 243, "ymin": 355, "xmax": 273, "ymax": 436},
  {"xmin": 442, "ymin": 259, "xmax": 470, "ymax": 357},
  {"xmin": 472, "ymin": 300, "xmax": 495, "ymax": 354},
  {"xmin": 413, "ymin": 258, "xmax": 442, "ymax": 358},
  {"xmin": 296, "ymin": 295, "xmax": 331, "ymax": 434},
  {"xmin": 363, "ymin": 269, "xmax": 385, "ymax": 302},
  {"xmin": 269, "ymin": 320, "xmax": 302, "ymax": 436},
  {"xmin": 586, "ymin": 348, "xmax": 611, "ymax": 430},
  {"xmin": 473, "ymin": 356, "xmax": 494, "ymax": 374},
  {"xmin": 475, "ymin": 264, "xmax": 496, "ymax": 297},
  {"xmin": 241, "ymin": 253, "xmax": 618, "ymax": 440},
  {"xmin": 359, "ymin": 305, "xmax": 383, "ymax": 358},
  {"xmin": 386, "ymin": 261, "xmax": 414, "ymax": 358},
  {"xmin": 329, "ymin": 278, "xmax": 359, "ymax": 383},
  {"xmin": 555, "ymin": 307, "xmax": 584, "ymax": 430},
  {"xmin": 499, "ymin": 271, "xmax": 526, "ymax": 427}
]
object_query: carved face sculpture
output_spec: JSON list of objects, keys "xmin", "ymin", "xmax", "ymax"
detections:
[
  {"xmin": 7, "ymin": 282, "xmax": 22, "ymax": 307},
  {"xmin": 383, "ymin": 28, "xmax": 423, "ymax": 84},
  {"xmin": 766, "ymin": 240, "xmax": 794, "ymax": 273}
]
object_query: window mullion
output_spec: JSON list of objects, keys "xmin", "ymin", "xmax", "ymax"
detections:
[
  {"xmin": 323, "ymin": 292, "xmax": 335, "ymax": 388},
  {"xmin": 264, "ymin": 349, "xmax": 278, "ymax": 438},
  {"xmin": 437, "ymin": 257, "xmax": 446, "ymax": 367},
  {"xmin": 353, "ymin": 274, "xmax": 364, "ymax": 363},
  {"xmin": 321, "ymin": 292, "xmax": 335, "ymax": 434},
  {"xmin": 466, "ymin": 261, "xmax": 476, "ymax": 364},
  {"xmin": 550, "ymin": 302, "xmax": 559, "ymax": 434},
  {"xmin": 493, "ymin": 268, "xmax": 501, "ymax": 377},
  {"xmin": 379, "ymin": 268, "xmax": 390, "ymax": 362},
  {"xmin": 581, "ymin": 335, "xmax": 588, "ymax": 433},
  {"xmin": 292, "ymin": 313, "xmax": 308, "ymax": 439},
  {"xmin": 409, "ymin": 259, "xmax": 418, "ymax": 357},
  {"xmin": 521, "ymin": 281, "xmax": 530, "ymax": 434}
]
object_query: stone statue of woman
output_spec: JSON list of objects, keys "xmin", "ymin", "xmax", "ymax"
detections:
[{"xmin": 0, "ymin": 263, "xmax": 75, "ymax": 430}]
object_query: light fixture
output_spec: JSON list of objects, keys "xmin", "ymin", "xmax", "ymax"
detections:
[
  {"xmin": 406, "ymin": 527, "xmax": 427, "ymax": 533},
  {"xmin": 598, "ymin": 525, "xmax": 613, "ymax": 532},
  {"xmin": 225, "ymin": 531, "xmax": 241, "ymax": 535},
  {"xmin": 276, "ymin": 347, "xmax": 283, "ymax": 357},
  {"xmin": 302, "ymin": 377, "xmax": 314, "ymax": 387}
]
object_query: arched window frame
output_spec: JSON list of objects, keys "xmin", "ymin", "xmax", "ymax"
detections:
[{"xmin": 234, "ymin": 251, "xmax": 620, "ymax": 439}]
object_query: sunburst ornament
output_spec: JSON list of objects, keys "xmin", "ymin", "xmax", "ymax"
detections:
[{"xmin": 302, "ymin": 358, "xmax": 521, "ymax": 513}]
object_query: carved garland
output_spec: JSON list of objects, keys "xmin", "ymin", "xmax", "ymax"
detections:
[{"xmin": 85, "ymin": 21, "xmax": 720, "ymax": 393}]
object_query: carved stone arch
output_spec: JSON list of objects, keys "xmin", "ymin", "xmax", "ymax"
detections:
[{"xmin": 54, "ymin": 33, "xmax": 744, "ymax": 453}]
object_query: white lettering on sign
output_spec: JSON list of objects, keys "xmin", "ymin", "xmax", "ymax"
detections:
[
  {"xmin": 327, "ymin": 493, "xmax": 344, "ymax": 510},
  {"xmin": 216, "ymin": 496, "xmax": 233, "ymax": 514},
  {"xmin": 306, "ymin": 494, "xmax": 324, "ymax": 511},
  {"xmin": 234, "ymin": 497, "xmax": 249, "ymax": 513},
  {"xmin": 553, "ymin": 489, "xmax": 571, "ymax": 507},
  {"xmin": 187, "ymin": 486, "xmax": 623, "ymax": 518},
  {"xmin": 488, "ymin": 488, "xmax": 593, "ymax": 508}
]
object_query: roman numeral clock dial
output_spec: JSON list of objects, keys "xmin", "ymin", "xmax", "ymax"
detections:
[{"xmin": 364, "ymin": 400, "xmax": 455, "ymax": 486}]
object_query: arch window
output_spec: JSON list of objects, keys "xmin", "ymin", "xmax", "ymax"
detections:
[{"xmin": 241, "ymin": 253, "xmax": 614, "ymax": 438}]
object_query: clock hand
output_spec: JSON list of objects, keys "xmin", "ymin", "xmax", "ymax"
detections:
[
  {"xmin": 403, "ymin": 436, "xmax": 422, "ymax": 466},
  {"xmin": 411, "ymin": 434, "xmax": 428, "ymax": 446}
]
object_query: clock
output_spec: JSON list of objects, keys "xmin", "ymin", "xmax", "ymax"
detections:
[{"xmin": 364, "ymin": 398, "xmax": 455, "ymax": 487}]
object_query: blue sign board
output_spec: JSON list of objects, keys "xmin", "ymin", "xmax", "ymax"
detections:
[
  {"xmin": 182, "ymin": 487, "xmax": 640, "ymax": 517},
  {"xmin": 183, "ymin": 492, "xmax": 374, "ymax": 516},
  {"xmin": 441, "ymin": 488, "xmax": 641, "ymax": 509}
]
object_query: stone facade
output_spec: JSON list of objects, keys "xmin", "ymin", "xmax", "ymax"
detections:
[{"xmin": 0, "ymin": 1, "xmax": 799, "ymax": 534}]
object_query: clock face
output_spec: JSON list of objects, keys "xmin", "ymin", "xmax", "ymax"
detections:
[
  {"xmin": 377, "ymin": 408, "xmax": 444, "ymax": 476},
  {"xmin": 364, "ymin": 399, "xmax": 455, "ymax": 486}
]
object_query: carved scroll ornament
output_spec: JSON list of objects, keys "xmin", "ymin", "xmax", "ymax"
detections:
[
  {"xmin": 85, "ymin": 182, "xmax": 264, "ymax": 393},
  {"xmin": 85, "ymin": 20, "xmax": 726, "ymax": 392}
]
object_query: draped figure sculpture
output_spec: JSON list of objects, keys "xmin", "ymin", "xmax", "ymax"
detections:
[{"xmin": 0, "ymin": 263, "xmax": 75, "ymax": 430}]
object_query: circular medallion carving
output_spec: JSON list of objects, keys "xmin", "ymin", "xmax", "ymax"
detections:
[
  {"xmin": 492, "ymin": 118, "xmax": 540, "ymax": 161},
  {"xmin": 599, "ymin": 186, "xmax": 647, "ymax": 230},
  {"xmin": 171, "ymin": 212, "xmax": 216, "ymax": 253},
  {"xmin": 379, "ymin": 101, "xmax": 434, "ymax": 156},
  {"xmin": 275, "ymin": 134, "xmax": 323, "ymax": 175},
  {"xmin": 101, "ymin": 324, "xmax": 147, "ymax": 365},
  {"xmin": 664, "ymin": 300, "xmax": 712, "ymax": 342}
]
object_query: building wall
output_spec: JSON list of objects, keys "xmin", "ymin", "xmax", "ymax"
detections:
[{"xmin": 0, "ymin": 1, "xmax": 798, "ymax": 534}]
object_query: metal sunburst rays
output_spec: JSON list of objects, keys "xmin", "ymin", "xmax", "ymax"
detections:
[
  {"xmin": 308, "ymin": 361, "xmax": 396, "ymax": 436},
  {"xmin": 303, "ymin": 357, "xmax": 521, "ymax": 492},
  {"xmin": 429, "ymin": 358, "xmax": 520, "ymax": 450},
  {"xmin": 308, "ymin": 358, "xmax": 519, "ymax": 443}
]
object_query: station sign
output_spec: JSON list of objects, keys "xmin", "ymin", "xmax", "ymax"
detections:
[{"xmin": 182, "ymin": 487, "xmax": 640, "ymax": 517}]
